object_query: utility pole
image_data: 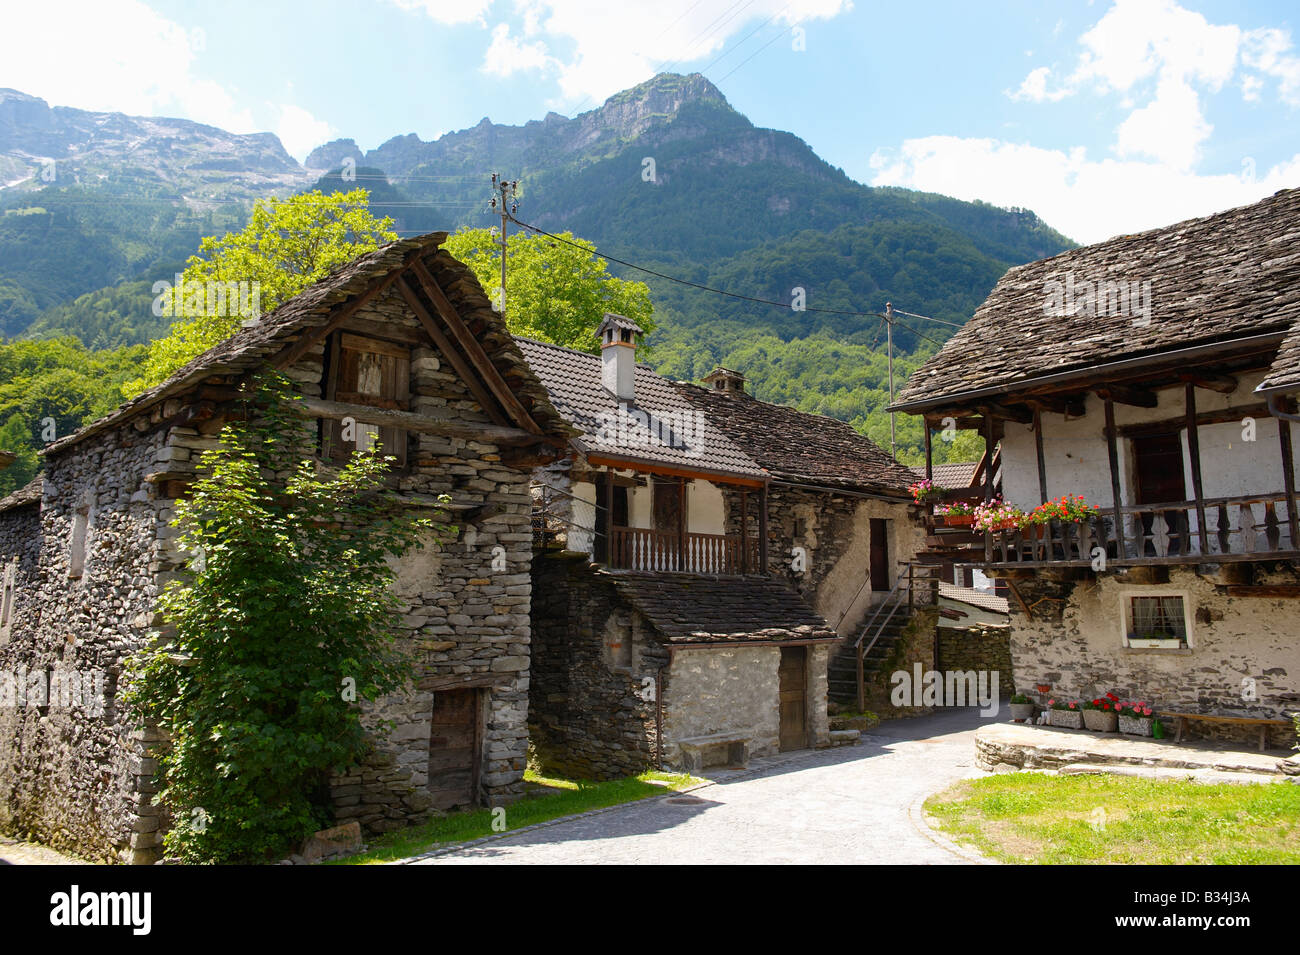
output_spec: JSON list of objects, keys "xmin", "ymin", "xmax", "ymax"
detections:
[
  {"xmin": 489, "ymin": 173, "xmax": 518, "ymax": 314},
  {"xmin": 886, "ymin": 301, "xmax": 896, "ymax": 459}
]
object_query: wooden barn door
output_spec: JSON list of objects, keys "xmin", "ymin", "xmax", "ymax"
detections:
[
  {"xmin": 428, "ymin": 689, "xmax": 481, "ymax": 810},
  {"xmin": 869, "ymin": 518, "xmax": 891, "ymax": 595},
  {"xmin": 778, "ymin": 647, "xmax": 808, "ymax": 752}
]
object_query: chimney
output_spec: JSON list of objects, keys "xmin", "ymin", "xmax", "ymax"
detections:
[
  {"xmin": 702, "ymin": 366, "xmax": 746, "ymax": 396},
  {"xmin": 597, "ymin": 313, "xmax": 643, "ymax": 402}
]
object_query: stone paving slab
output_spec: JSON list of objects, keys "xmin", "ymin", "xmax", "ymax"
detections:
[
  {"xmin": 977, "ymin": 722, "xmax": 1288, "ymax": 776},
  {"xmin": 402, "ymin": 708, "xmax": 1001, "ymax": 865}
]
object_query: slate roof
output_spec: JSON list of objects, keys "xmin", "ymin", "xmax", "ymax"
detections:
[
  {"xmin": 514, "ymin": 337, "xmax": 766, "ymax": 480},
  {"xmin": 939, "ymin": 582, "xmax": 1009, "ymax": 616},
  {"xmin": 674, "ymin": 382, "xmax": 916, "ymax": 495},
  {"xmin": 910, "ymin": 461, "xmax": 981, "ymax": 490},
  {"xmin": 44, "ymin": 233, "xmax": 570, "ymax": 456},
  {"xmin": 1256, "ymin": 316, "xmax": 1300, "ymax": 395},
  {"xmin": 897, "ymin": 187, "xmax": 1300, "ymax": 409},
  {"xmin": 0, "ymin": 476, "xmax": 42, "ymax": 514},
  {"xmin": 606, "ymin": 571, "xmax": 839, "ymax": 644}
]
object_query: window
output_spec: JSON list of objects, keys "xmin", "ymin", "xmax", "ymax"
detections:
[
  {"xmin": 323, "ymin": 332, "xmax": 410, "ymax": 467},
  {"xmin": 0, "ymin": 559, "xmax": 16, "ymax": 642},
  {"xmin": 68, "ymin": 508, "xmax": 89, "ymax": 579},
  {"xmin": 1122, "ymin": 592, "xmax": 1191, "ymax": 647}
]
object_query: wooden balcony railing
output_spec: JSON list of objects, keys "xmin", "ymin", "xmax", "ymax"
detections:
[
  {"xmin": 608, "ymin": 526, "xmax": 762, "ymax": 574},
  {"xmin": 981, "ymin": 492, "xmax": 1299, "ymax": 568}
]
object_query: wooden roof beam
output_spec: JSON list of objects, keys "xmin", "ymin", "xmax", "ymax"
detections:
[
  {"xmin": 1179, "ymin": 371, "xmax": 1238, "ymax": 395},
  {"xmin": 1094, "ymin": 384, "xmax": 1158, "ymax": 408},
  {"xmin": 292, "ymin": 396, "xmax": 541, "ymax": 447}
]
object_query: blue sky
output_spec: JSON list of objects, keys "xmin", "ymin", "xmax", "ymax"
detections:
[{"xmin": 3, "ymin": 0, "xmax": 1298, "ymax": 242}]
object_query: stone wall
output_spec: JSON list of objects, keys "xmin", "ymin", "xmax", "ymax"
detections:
[
  {"xmin": 937, "ymin": 626, "xmax": 1013, "ymax": 694},
  {"xmin": 528, "ymin": 553, "xmax": 664, "ymax": 779},
  {"xmin": 0, "ymin": 423, "xmax": 170, "ymax": 864},
  {"xmin": 1007, "ymin": 565, "xmax": 1300, "ymax": 748}
]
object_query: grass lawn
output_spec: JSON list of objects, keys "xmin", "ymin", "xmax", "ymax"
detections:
[
  {"xmin": 926, "ymin": 773, "xmax": 1300, "ymax": 864},
  {"xmin": 330, "ymin": 769, "xmax": 702, "ymax": 864}
]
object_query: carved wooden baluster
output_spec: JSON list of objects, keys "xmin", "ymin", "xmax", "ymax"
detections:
[
  {"xmin": 1215, "ymin": 503, "xmax": 1230, "ymax": 555},
  {"xmin": 1239, "ymin": 503, "xmax": 1258, "ymax": 553},
  {"xmin": 1265, "ymin": 501, "xmax": 1280, "ymax": 552},
  {"xmin": 1176, "ymin": 509, "xmax": 1191, "ymax": 556},
  {"xmin": 1151, "ymin": 511, "xmax": 1169, "ymax": 557}
]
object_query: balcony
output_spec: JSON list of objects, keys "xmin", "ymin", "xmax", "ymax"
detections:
[
  {"xmin": 608, "ymin": 526, "xmax": 763, "ymax": 575},
  {"xmin": 975, "ymin": 492, "xmax": 1298, "ymax": 569}
]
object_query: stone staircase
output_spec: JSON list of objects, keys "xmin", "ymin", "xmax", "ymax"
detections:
[{"xmin": 827, "ymin": 613, "xmax": 914, "ymax": 705}]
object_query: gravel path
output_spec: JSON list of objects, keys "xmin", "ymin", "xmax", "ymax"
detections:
[{"xmin": 403, "ymin": 707, "xmax": 998, "ymax": 865}]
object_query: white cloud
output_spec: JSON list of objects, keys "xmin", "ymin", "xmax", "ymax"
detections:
[
  {"xmin": 0, "ymin": 0, "xmax": 256, "ymax": 133},
  {"xmin": 1114, "ymin": 74, "xmax": 1210, "ymax": 168},
  {"xmin": 387, "ymin": 0, "xmax": 495, "ymax": 26},
  {"xmin": 464, "ymin": 0, "xmax": 853, "ymax": 105},
  {"xmin": 275, "ymin": 105, "xmax": 334, "ymax": 162},
  {"xmin": 481, "ymin": 22, "xmax": 554, "ymax": 77},
  {"xmin": 1242, "ymin": 26, "xmax": 1300, "ymax": 105},
  {"xmin": 1010, "ymin": 66, "xmax": 1071, "ymax": 103},
  {"xmin": 869, "ymin": 135, "xmax": 1300, "ymax": 245}
]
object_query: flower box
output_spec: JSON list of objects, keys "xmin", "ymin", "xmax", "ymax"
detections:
[
  {"xmin": 940, "ymin": 514, "xmax": 976, "ymax": 527},
  {"xmin": 1050, "ymin": 709, "xmax": 1084, "ymax": 729},
  {"xmin": 1118, "ymin": 715, "xmax": 1154, "ymax": 736},
  {"xmin": 1009, "ymin": 702, "xmax": 1036, "ymax": 723},
  {"xmin": 1083, "ymin": 709, "xmax": 1118, "ymax": 732}
]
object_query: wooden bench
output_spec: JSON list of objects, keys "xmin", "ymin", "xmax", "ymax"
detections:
[
  {"xmin": 676, "ymin": 732, "xmax": 751, "ymax": 773},
  {"xmin": 1165, "ymin": 712, "xmax": 1292, "ymax": 751}
]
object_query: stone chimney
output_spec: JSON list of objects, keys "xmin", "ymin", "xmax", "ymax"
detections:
[
  {"xmin": 702, "ymin": 366, "xmax": 747, "ymax": 396},
  {"xmin": 597, "ymin": 313, "xmax": 643, "ymax": 402}
]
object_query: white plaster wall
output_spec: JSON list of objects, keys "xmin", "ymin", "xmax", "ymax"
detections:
[
  {"xmin": 688, "ymin": 480, "xmax": 727, "ymax": 535},
  {"xmin": 570, "ymin": 480, "xmax": 596, "ymax": 555},
  {"xmin": 1001, "ymin": 371, "xmax": 1299, "ymax": 511}
]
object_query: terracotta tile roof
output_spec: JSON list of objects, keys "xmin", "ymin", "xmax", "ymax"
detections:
[
  {"xmin": 910, "ymin": 461, "xmax": 980, "ymax": 489},
  {"xmin": 43, "ymin": 233, "xmax": 570, "ymax": 456},
  {"xmin": 672, "ymin": 383, "xmax": 915, "ymax": 494},
  {"xmin": 0, "ymin": 476, "xmax": 42, "ymax": 514},
  {"xmin": 897, "ymin": 187, "xmax": 1300, "ymax": 408},
  {"xmin": 1256, "ymin": 316, "xmax": 1300, "ymax": 395},
  {"xmin": 939, "ymin": 582, "xmax": 1008, "ymax": 616},
  {"xmin": 605, "ymin": 571, "xmax": 839, "ymax": 644},
  {"xmin": 514, "ymin": 337, "xmax": 766, "ymax": 480}
]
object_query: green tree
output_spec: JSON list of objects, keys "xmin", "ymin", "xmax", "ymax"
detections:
[
  {"xmin": 124, "ymin": 190, "xmax": 396, "ymax": 397},
  {"xmin": 126, "ymin": 375, "xmax": 443, "ymax": 863},
  {"xmin": 445, "ymin": 227, "xmax": 654, "ymax": 354}
]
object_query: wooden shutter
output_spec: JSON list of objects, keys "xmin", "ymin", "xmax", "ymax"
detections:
[{"xmin": 325, "ymin": 332, "xmax": 410, "ymax": 467}]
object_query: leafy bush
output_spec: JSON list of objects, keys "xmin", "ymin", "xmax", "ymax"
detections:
[{"xmin": 125, "ymin": 375, "xmax": 442, "ymax": 863}]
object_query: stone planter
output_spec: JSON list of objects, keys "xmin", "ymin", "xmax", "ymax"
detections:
[
  {"xmin": 1050, "ymin": 708, "xmax": 1084, "ymax": 729},
  {"xmin": 1083, "ymin": 709, "xmax": 1118, "ymax": 732},
  {"xmin": 1118, "ymin": 715, "xmax": 1154, "ymax": 736},
  {"xmin": 1009, "ymin": 702, "xmax": 1036, "ymax": 723}
]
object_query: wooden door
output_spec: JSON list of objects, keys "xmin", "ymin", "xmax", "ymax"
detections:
[
  {"xmin": 1133, "ymin": 432, "xmax": 1186, "ymax": 505},
  {"xmin": 427, "ymin": 689, "xmax": 480, "ymax": 810},
  {"xmin": 869, "ymin": 518, "xmax": 890, "ymax": 593},
  {"xmin": 778, "ymin": 647, "xmax": 808, "ymax": 752}
]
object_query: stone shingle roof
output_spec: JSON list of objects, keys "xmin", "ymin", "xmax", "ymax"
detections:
[
  {"xmin": 939, "ymin": 582, "xmax": 1008, "ymax": 616},
  {"xmin": 0, "ymin": 476, "xmax": 42, "ymax": 514},
  {"xmin": 897, "ymin": 187, "xmax": 1300, "ymax": 408},
  {"xmin": 1256, "ymin": 316, "xmax": 1300, "ymax": 395},
  {"xmin": 514, "ymin": 337, "xmax": 766, "ymax": 480},
  {"xmin": 606, "ymin": 571, "xmax": 838, "ymax": 644},
  {"xmin": 673, "ymin": 383, "xmax": 915, "ymax": 495},
  {"xmin": 910, "ymin": 461, "xmax": 980, "ymax": 490},
  {"xmin": 44, "ymin": 233, "xmax": 570, "ymax": 456}
]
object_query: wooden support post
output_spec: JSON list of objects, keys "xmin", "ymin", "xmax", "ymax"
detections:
[
  {"xmin": 739, "ymin": 488, "xmax": 749, "ymax": 574},
  {"xmin": 983, "ymin": 411, "xmax": 995, "ymax": 564},
  {"xmin": 1185, "ymin": 383, "xmax": 1209, "ymax": 555},
  {"xmin": 923, "ymin": 418, "xmax": 933, "ymax": 482},
  {"xmin": 1279, "ymin": 403, "xmax": 1299, "ymax": 550},
  {"xmin": 677, "ymin": 476, "xmax": 687, "ymax": 572},
  {"xmin": 1104, "ymin": 397, "xmax": 1126, "ymax": 559},
  {"xmin": 1033, "ymin": 405, "xmax": 1048, "ymax": 505},
  {"xmin": 758, "ymin": 485, "xmax": 769, "ymax": 575},
  {"xmin": 604, "ymin": 467, "xmax": 614, "ymax": 565}
]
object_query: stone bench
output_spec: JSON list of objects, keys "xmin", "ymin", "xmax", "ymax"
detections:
[
  {"xmin": 1165, "ymin": 712, "xmax": 1293, "ymax": 751},
  {"xmin": 676, "ymin": 732, "xmax": 751, "ymax": 772}
]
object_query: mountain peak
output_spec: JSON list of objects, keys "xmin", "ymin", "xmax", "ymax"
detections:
[{"xmin": 602, "ymin": 72, "xmax": 731, "ymax": 114}]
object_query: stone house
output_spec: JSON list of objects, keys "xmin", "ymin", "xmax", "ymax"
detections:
[
  {"xmin": 523, "ymin": 321, "xmax": 920, "ymax": 776},
  {"xmin": 891, "ymin": 187, "xmax": 1300, "ymax": 746},
  {"xmin": 0, "ymin": 232, "xmax": 573, "ymax": 863}
]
